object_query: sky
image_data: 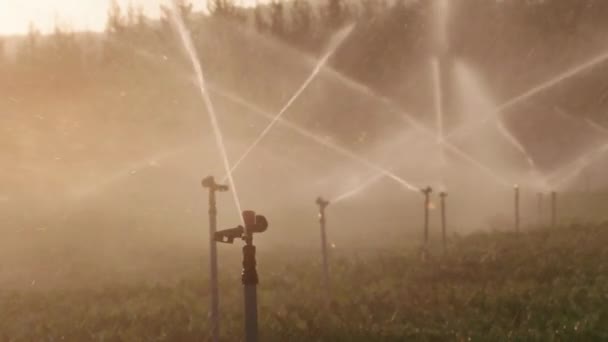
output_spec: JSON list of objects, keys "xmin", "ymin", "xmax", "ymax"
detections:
[{"xmin": 0, "ymin": 0, "xmax": 259, "ymax": 35}]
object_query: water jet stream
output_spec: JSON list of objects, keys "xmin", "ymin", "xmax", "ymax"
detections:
[
  {"xmin": 210, "ymin": 86, "xmax": 420, "ymax": 193},
  {"xmin": 585, "ymin": 118, "xmax": 608, "ymax": 136},
  {"xmin": 323, "ymin": 67, "xmax": 514, "ymax": 187},
  {"xmin": 547, "ymin": 119, "xmax": 608, "ymax": 188},
  {"xmin": 496, "ymin": 120, "xmax": 536, "ymax": 171},
  {"xmin": 69, "ymin": 146, "xmax": 189, "ymax": 200},
  {"xmin": 445, "ymin": 49, "xmax": 608, "ymax": 141},
  {"xmin": 431, "ymin": 58, "xmax": 446, "ymax": 165},
  {"xmin": 225, "ymin": 24, "xmax": 355, "ymax": 178},
  {"xmin": 169, "ymin": 3, "xmax": 243, "ymax": 217},
  {"xmin": 331, "ymin": 173, "xmax": 386, "ymax": 204},
  {"xmin": 111, "ymin": 27, "xmax": 510, "ymax": 190},
  {"xmin": 550, "ymin": 143, "xmax": 608, "ymax": 189}
]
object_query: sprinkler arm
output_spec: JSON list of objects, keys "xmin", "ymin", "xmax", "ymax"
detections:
[
  {"xmin": 316, "ymin": 197, "xmax": 330, "ymax": 209},
  {"xmin": 202, "ymin": 176, "xmax": 229, "ymax": 192},
  {"xmin": 421, "ymin": 186, "xmax": 433, "ymax": 195},
  {"xmin": 215, "ymin": 211, "xmax": 268, "ymax": 244}
]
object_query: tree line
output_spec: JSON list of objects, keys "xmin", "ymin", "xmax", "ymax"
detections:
[{"xmin": 2, "ymin": 0, "xmax": 608, "ymax": 98}]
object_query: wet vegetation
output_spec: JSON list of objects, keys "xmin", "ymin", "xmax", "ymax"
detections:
[
  {"xmin": 2, "ymin": 224, "xmax": 608, "ymax": 341},
  {"xmin": 3, "ymin": 0, "xmax": 608, "ymax": 341}
]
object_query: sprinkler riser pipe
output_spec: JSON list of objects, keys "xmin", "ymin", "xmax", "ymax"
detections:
[
  {"xmin": 537, "ymin": 192, "xmax": 544, "ymax": 226},
  {"xmin": 318, "ymin": 205, "xmax": 330, "ymax": 304},
  {"xmin": 202, "ymin": 176, "xmax": 228, "ymax": 342},
  {"xmin": 440, "ymin": 193, "xmax": 447, "ymax": 255},
  {"xmin": 209, "ymin": 190, "xmax": 220, "ymax": 342},
  {"xmin": 551, "ymin": 191, "xmax": 557, "ymax": 228},
  {"xmin": 514, "ymin": 187, "xmax": 520, "ymax": 232},
  {"xmin": 244, "ymin": 285, "xmax": 258, "ymax": 342},
  {"xmin": 242, "ymin": 245, "xmax": 258, "ymax": 342}
]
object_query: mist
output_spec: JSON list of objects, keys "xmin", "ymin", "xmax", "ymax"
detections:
[{"xmin": 2, "ymin": 0, "xmax": 608, "ymax": 340}]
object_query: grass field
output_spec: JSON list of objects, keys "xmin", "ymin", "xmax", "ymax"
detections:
[{"xmin": 2, "ymin": 223, "xmax": 608, "ymax": 341}]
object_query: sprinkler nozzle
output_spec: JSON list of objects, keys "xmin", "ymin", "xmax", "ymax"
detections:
[
  {"xmin": 421, "ymin": 186, "xmax": 433, "ymax": 195},
  {"xmin": 243, "ymin": 210, "xmax": 268, "ymax": 234},
  {"xmin": 439, "ymin": 191, "xmax": 448, "ymax": 198},
  {"xmin": 316, "ymin": 197, "xmax": 330, "ymax": 209},
  {"xmin": 202, "ymin": 176, "xmax": 229, "ymax": 192},
  {"xmin": 215, "ymin": 211, "xmax": 268, "ymax": 244}
]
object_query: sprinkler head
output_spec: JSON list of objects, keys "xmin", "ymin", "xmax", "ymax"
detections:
[
  {"xmin": 202, "ymin": 176, "xmax": 229, "ymax": 192},
  {"xmin": 316, "ymin": 197, "xmax": 330, "ymax": 209},
  {"xmin": 421, "ymin": 186, "xmax": 433, "ymax": 195},
  {"xmin": 214, "ymin": 226, "xmax": 244, "ymax": 244},
  {"xmin": 439, "ymin": 192, "xmax": 448, "ymax": 198},
  {"xmin": 243, "ymin": 210, "xmax": 268, "ymax": 234},
  {"xmin": 215, "ymin": 211, "xmax": 268, "ymax": 244}
]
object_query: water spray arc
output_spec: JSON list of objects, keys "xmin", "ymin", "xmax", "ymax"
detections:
[
  {"xmin": 550, "ymin": 143, "xmax": 608, "ymax": 190},
  {"xmin": 331, "ymin": 172, "xmax": 386, "ymax": 204},
  {"xmin": 225, "ymin": 24, "xmax": 355, "ymax": 179},
  {"xmin": 432, "ymin": 58, "xmax": 446, "ymax": 166},
  {"xmin": 446, "ymin": 48, "xmax": 608, "ymax": 142},
  {"xmin": 316, "ymin": 197, "xmax": 331, "ymax": 306},
  {"xmin": 210, "ymin": 86, "xmax": 420, "ymax": 193},
  {"xmin": 168, "ymin": 3, "xmax": 242, "ymax": 217},
  {"xmin": 215, "ymin": 211, "xmax": 269, "ymax": 342},
  {"xmin": 201, "ymin": 176, "xmax": 229, "ymax": 342}
]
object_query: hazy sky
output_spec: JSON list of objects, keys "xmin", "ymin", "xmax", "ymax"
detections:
[{"xmin": 0, "ymin": 0, "xmax": 259, "ymax": 35}]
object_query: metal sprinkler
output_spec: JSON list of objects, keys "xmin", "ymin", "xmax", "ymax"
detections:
[
  {"xmin": 514, "ymin": 185, "xmax": 520, "ymax": 232},
  {"xmin": 439, "ymin": 191, "xmax": 448, "ymax": 256},
  {"xmin": 537, "ymin": 192, "xmax": 544, "ymax": 227},
  {"xmin": 316, "ymin": 196, "xmax": 331, "ymax": 306},
  {"xmin": 201, "ymin": 176, "xmax": 229, "ymax": 342},
  {"xmin": 551, "ymin": 191, "xmax": 558, "ymax": 228},
  {"xmin": 421, "ymin": 186, "xmax": 433, "ymax": 258},
  {"xmin": 215, "ymin": 210, "xmax": 269, "ymax": 342}
]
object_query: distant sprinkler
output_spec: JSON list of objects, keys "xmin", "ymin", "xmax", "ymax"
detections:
[
  {"xmin": 420, "ymin": 186, "xmax": 433, "ymax": 259},
  {"xmin": 315, "ymin": 196, "xmax": 331, "ymax": 307},
  {"xmin": 201, "ymin": 176, "xmax": 229, "ymax": 342},
  {"xmin": 215, "ymin": 210, "xmax": 269, "ymax": 342},
  {"xmin": 514, "ymin": 185, "xmax": 520, "ymax": 232},
  {"xmin": 439, "ymin": 192, "xmax": 448, "ymax": 256},
  {"xmin": 551, "ymin": 191, "xmax": 558, "ymax": 228},
  {"xmin": 537, "ymin": 192, "xmax": 544, "ymax": 227}
]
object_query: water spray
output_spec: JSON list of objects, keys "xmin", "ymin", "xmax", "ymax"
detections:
[
  {"xmin": 210, "ymin": 86, "xmax": 419, "ymax": 193},
  {"xmin": 201, "ymin": 176, "xmax": 229, "ymax": 342},
  {"xmin": 439, "ymin": 191, "xmax": 448, "ymax": 256},
  {"xmin": 225, "ymin": 24, "xmax": 355, "ymax": 179},
  {"xmin": 431, "ymin": 58, "xmax": 446, "ymax": 166},
  {"xmin": 421, "ymin": 186, "xmax": 433, "ymax": 259},
  {"xmin": 168, "ymin": 2, "xmax": 243, "ymax": 218},
  {"xmin": 215, "ymin": 210, "xmax": 269, "ymax": 342},
  {"xmin": 316, "ymin": 197, "xmax": 331, "ymax": 306},
  {"xmin": 514, "ymin": 185, "xmax": 520, "ymax": 232},
  {"xmin": 446, "ymin": 48, "xmax": 608, "ymax": 142}
]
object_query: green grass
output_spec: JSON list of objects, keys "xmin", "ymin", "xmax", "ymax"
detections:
[{"xmin": 2, "ymin": 224, "xmax": 608, "ymax": 341}]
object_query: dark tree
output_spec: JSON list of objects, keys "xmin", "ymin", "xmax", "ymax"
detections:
[
  {"xmin": 290, "ymin": 0, "xmax": 314, "ymax": 47},
  {"xmin": 270, "ymin": 0, "xmax": 285, "ymax": 37},
  {"xmin": 254, "ymin": 1, "xmax": 267, "ymax": 33},
  {"xmin": 106, "ymin": 0, "xmax": 126, "ymax": 35},
  {"xmin": 326, "ymin": 0, "xmax": 346, "ymax": 30},
  {"xmin": 208, "ymin": 0, "xmax": 236, "ymax": 18}
]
